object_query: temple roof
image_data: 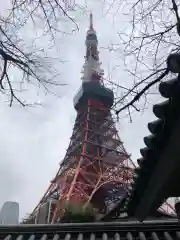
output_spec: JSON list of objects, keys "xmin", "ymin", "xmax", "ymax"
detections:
[
  {"xmin": 1, "ymin": 220, "xmax": 180, "ymax": 240},
  {"xmin": 125, "ymin": 72, "xmax": 180, "ymax": 220}
]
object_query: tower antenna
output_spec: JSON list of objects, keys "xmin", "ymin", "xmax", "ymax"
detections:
[{"xmin": 90, "ymin": 11, "xmax": 93, "ymax": 30}]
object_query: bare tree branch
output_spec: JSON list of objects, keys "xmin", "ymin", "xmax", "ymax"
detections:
[
  {"xmin": 106, "ymin": 0, "xmax": 180, "ymax": 116},
  {"xmin": 0, "ymin": 0, "xmax": 84, "ymax": 106},
  {"xmin": 115, "ymin": 68, "xmax": 169, "ymax": 115}
]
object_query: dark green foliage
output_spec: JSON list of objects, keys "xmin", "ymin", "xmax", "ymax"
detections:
[{"xmin": 63, "ymin": 202, "xmax": 96, "ymax": 223}]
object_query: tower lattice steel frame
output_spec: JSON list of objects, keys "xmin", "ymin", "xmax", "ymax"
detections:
[{"xmin": 23, "ymin": 13, "xmax": 176, "ymax": 224}]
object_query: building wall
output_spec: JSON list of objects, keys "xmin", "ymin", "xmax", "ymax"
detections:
[
  {"xmin": 36, "ymin": 202, "xmax": 49, "ymax": 224},
  {"xmin": 0, "ymin": 201, "xmax": 19, "ymax": 224}
]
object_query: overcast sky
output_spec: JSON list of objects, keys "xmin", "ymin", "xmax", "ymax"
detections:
[{"xmin": 0, "ymin": 0, "xmax": 160, "ymax": 220}]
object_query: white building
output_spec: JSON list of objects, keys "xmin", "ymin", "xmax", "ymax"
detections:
[{"xmin": 0, "ymin": 201, "xmax": 19, "ymax": 224}]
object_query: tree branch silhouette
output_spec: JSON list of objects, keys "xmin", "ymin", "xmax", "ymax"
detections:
[
  {"xmin": 109, "ymin": 0, "xmax": 180, "ymax": 115},
  {"xmin": 0, "ymin": 0, "xmax": 80, "ymax": 106}
]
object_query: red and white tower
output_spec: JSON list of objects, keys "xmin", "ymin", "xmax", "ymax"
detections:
[
  {"xmin": 23, "ymin": 13, "xmax": 135, "ymax": 224},
  {"xmin": 21, "ymin": 13, "xmax": 177, "ymax": 224}
]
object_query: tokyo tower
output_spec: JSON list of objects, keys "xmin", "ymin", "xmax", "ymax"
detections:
[
  {"xmin": 23, "ymin": 13, "xmax": 134, "ymax": 224},
  {"xmin": 22, "ymin": 14, "xmax": 175, "ymax": 224}
]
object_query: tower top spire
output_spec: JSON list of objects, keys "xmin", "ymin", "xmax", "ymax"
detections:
[
  {"xmin": 90, "ymin": 11, "xmax": 93, "ymax": 30},
  {"xmin": 82, "ymin": 13, "xmax": 104, "ymax": 84}
]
